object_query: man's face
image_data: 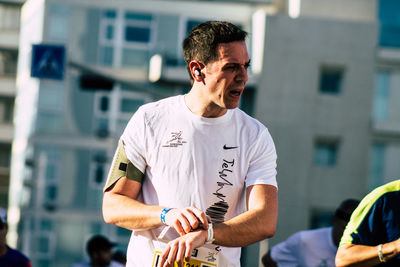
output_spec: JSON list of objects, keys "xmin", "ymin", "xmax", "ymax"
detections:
[{"xmin": 202, "ymin": 41, "xmax": 250, "ymax": 116}]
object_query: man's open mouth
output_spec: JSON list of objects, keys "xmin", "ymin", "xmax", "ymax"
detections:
[{"xmin": 230, "ymin": 90, "xmax": 242, "ymax": 97}]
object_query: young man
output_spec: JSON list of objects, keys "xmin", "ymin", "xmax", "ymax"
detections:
[
  {"xmin": 335, "ymin": 179, "xmax": 400, "ymax": 267},
  {"xmin": 0, "ymin": 207, "xmax": 31, "ymax": 267},
  {"xmin": 262, "ymin": 199, "xmax": 359, "ymax": 267},
  {"xmin": 102, "ymin": 21, "xmax": 278, "ymax": 267}
]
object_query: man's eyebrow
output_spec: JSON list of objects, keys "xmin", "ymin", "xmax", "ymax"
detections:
[{"xmin": 225, "ymin": 60, "xmax": 251, "ymax": 67}]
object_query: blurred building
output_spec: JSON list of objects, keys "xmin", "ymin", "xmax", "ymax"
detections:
[
  {"xmin": 372, "ymin": 0, "xmax": 400, "ymax": 188},
  {"xmin": 255, "ymin": 0, "xmax": 400, "ymax": 250},
  {"xmin": 0, "ymin": 0, "xmax": 24, "ymax": 208},
  {"xmin": 8, "ymin": 0, "xmax": 400, "ymax": 266},
  {"xmin": 255, "ymin": 13, "xmax": 377, "ymax": 245}
]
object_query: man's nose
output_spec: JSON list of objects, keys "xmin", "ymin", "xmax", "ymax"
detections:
[{"xmin": 234, "ymin": 65, "xmax": 247, "ymax": 81}]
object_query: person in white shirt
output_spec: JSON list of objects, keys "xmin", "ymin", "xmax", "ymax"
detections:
[
  {"xmin": 262, "ymin": 199, "xmax": 359, "ymax": 267},
  {"xmin": 102, "ymin": 21, "xmax": 278, "ymax": 267}
]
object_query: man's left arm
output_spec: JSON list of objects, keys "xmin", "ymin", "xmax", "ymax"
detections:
[
  {"xmin": 213, "ymin": 183, "xmax": 278, "ymax": 246},
  {"xmin": 159, "ymin": 184, "xmax": 278, "ymax": 266}
]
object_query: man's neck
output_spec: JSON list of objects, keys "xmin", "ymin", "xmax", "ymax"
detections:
[{"xmin": 184, "ymin": 88, "xmax": 227, "ymax": 118}]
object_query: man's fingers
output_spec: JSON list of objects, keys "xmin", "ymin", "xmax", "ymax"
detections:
[
  {"xmin": 166, "ymin": 242, "xmax": 178, "ymax": 267},
  {"xmin": 166, "ymin": 207, "xmax": 209, "ymax": 234},
  {"xmin": 177, "ymin": 213, "xmax": 192, "ymax": 234},
  {"xmin": 184, "ymin": 242, "xmax": 193, "ymax": 261},
  {"xmin": 190, "ymin": 207, "xmax": 209, "ymax": 229},
  {"xmin": 182, "ymin": 209, "xmax": 200, "ymax": 230},
  {"xmin": 160, "ymin": 246, "xmax": 170, "ymax": 267},
  {"xmin": 175, "ymin": 241, "xmax": 186, "ymax": 267}
]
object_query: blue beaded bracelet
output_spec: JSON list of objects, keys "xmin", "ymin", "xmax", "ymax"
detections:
[{"xmin": 160, "ymin": 207, "xmax": 173, "ymax": 225}]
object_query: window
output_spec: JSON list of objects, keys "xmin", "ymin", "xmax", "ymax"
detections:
[
  {"xmin": 94, "ymin": 93, "xmax": 111, "ymax": 138},
  {"xmin": 314, "ymin": 138, "xmax": 339, "ymax": 166},
  {"xmin": 124, "ymin": 12, "xmax": 153, "ymax": 44},
  {"xmin": 310, "ymin": 209, "xmax": 333, "ymax": 229},
  {"xmin": 379, "ymin": 0, "xmax": 400, "ymax": 48},
  {"xmin": 373, "ymin": 71, "xmax": 390, "ymax": 121},
  {"xmin": 99, "ymin": 96, "xmax": 109, "ymax": 112},
  {"xmin": 0, "ymin": 4, "xmax": 20, "ymax": 30},
  {"xmin": 318, "ymin": 65, "xmax": 344, "ymax": 94},
  {"xmin": 40, "ymin": 148, "xmax": 60, "ymax": 210},
  {"xmin": 89, "ymin": 151, "xmax": 108, "ymax": 189},
  {"xmin": 125, "ymin": 26, "xmax": 151, "ymax": 43},
  {"xmin": 0, "ymin": 49, "xmax": 18, "ymax": 77},
  {"xmin": 0, "ymin": 96, "xmax": 14, "ymax": 123},
  {"xmin": 369, "ymin": 143, "xmax": 385, "ymax": 190},
  {"xmin": 98, "ymin": 10, "xmax": 155, "ymax": 68},
  {"xmin": 0, "ymin": 143, "xmax": 11, "ymax": 168}
]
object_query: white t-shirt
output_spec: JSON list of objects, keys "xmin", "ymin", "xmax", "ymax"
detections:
[
  {"xmin": 270, "ymin": 227, "xmax": 337, "ymax": 267},
  {"xmin": 121, "ymin": 95, "xmax": 277, "ymax": 267}
]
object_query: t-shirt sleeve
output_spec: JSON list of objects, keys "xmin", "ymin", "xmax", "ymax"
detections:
[
  {"xmin": 270, "ymin": 232, "xmax": 301, "ymax": 266},
  {"xmin": 121, "ymin": 107, "xmax": 147, "ymax": 173},
  {"xmin": 339, "ymin": 196, "xmax": 383, "ymax": 247},
  {"xmin": 245, "ymin": 128, "xmax": 277, "ymax": 188}
]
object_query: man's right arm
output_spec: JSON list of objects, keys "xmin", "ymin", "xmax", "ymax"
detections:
[
  {"xmin": 102, "ymin": 177, "xmax": 209, "ymax": 234},
  {"xmin": 335, "ymin": 238, "xmax": 400, "ymax": 267}
]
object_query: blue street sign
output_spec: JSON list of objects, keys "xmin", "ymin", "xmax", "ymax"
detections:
[{"xmin": 31, "ymin": 44, "xmax": 66, "ymax": 80}]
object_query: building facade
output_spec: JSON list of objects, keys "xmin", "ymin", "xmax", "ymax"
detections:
[
  {"xmin": 255, "ymin": 13, "xmax": 378, "ymax": 244},
  {"xmin": 10, "ymin": 0, "xmax": 273, "ymax": 266},
  {"xmin": 0, "ymin": 0, "xmax": 24, "ymax": 209}
]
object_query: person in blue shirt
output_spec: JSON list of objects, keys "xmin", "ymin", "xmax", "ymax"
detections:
[
  {"xmin": 0, "ymin": 206, "xmax": 31, "ymax": 267},
  {"xmin": 336, "ymin": 179, "xmax": 400, "ymax": 266}
]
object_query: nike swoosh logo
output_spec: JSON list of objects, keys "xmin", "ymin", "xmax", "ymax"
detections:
[{"xmin": 223, "ymin": 145, "xmax": 239, "ymax": 150}]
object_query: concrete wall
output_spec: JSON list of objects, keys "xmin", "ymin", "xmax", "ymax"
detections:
[{"xmin": 254, "ymin": 14, "xmax": 378, "ymax": 245}]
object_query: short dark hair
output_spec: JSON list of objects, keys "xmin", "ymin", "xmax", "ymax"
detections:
[
  {"xmin": 183, "ymin": 21, "xmax": 248, "ymax": 83},
  {"xmin": 334, "ymin": 198, "xmax": 360, "ymax": 222}
]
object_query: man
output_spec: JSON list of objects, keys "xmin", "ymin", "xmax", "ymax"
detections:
[
  {"xmin": 262, "ymin": 199, "xmax": 359, "ymax": 267},
  {"xmin": 335, "ymin": 179, "xmax": 400, "ymax": 267},
  {"xmin": 71, "ymin": 235, "xmax": 124, "ymax": 267},
  {"xmin": 0, "ymin": 207, "xmax": 31, "ymax": 267},
  {"xmin": 102, "ymin": 21, "xmax": 278, "ymax": 267}
]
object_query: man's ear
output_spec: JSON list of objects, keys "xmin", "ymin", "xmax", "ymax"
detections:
[{"xmin": 189, "ymin": 61, "xmax": 204, "ymax": 82}]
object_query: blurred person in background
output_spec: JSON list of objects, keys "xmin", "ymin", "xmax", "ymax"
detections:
[
  {"xmin": 336, "ymin": 179, "xmax": 400, "ymax": 267},
  {"xmin": 71, "ymin": 235, "xmax": 124, "ymax": 267},
  {"xmin": 112, "ymin": 250, "xmax": 126, "ymax": 266},
  {"xmin": 262, "ymin": 198, "xmax": 359, "ymax": 267},
  {"xmin": 0, "ymin": 206, "xmax": 31, "ymax": 267}
]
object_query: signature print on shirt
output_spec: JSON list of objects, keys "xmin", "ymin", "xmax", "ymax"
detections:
[{"xmin": 206, "ymin": 159, "xmax": 234, "ymax": 224}]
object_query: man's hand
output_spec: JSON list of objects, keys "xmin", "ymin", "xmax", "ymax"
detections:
[
  {"xmin": 159, "ymin": 229, "xmax": 208, "ymax": 267},
  {"xmin": 165, "ymin": 207, "xmax": 210, "ymax": 236}
]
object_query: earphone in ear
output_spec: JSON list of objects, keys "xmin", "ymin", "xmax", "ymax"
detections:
[{"xmin": 194, "ymin": 68, "xmax": 201, "ymax": 77}]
